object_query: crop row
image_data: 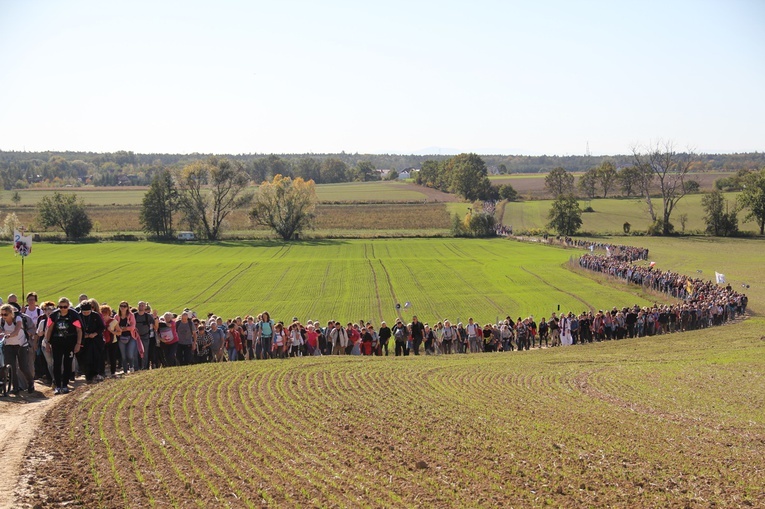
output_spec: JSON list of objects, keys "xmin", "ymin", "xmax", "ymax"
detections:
[{"xmin": 24, "ymin": 324, "xmax": 765, "ymax": 508}]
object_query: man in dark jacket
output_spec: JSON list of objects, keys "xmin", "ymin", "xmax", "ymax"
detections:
[
  {"xmin": 410, "ymin": 316, "xmax": 425, "ymax": 355},
  {"xmin": 78, "ymin": 300, "xmax": 105, "ymax": 383}
]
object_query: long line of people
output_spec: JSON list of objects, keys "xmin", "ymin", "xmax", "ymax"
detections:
[
  {"xmin": 0, "ymin": 245, "xmax": 748, "ymax": 397},
  {"xmin": 578, "ymin": 253, "xmax": 748, "ymax": 324}
]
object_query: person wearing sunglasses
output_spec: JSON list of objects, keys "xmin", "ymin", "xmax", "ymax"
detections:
[
  {"xmin": 44, "ymin": 297, "xmax": 82, "ymax": 395},
  {"xmin": 115, "ymin": 301, "xmax": 141, "ymax": 374},
  {"xmin": 1, "ymin": 303, "xmax": 36, "ymax": 395}
]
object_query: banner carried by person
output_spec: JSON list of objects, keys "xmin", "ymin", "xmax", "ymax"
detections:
[
  {"xmin": 13, "ymin": 229, "xmax": 32, "ymax": 257},
  {"xmin": 715, "ymin": 272, "xmax": 726, "ymax": 284}
]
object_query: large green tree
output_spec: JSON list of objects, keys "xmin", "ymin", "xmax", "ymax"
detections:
[
  {"xmin": 416, "ymin": 160, "xmax": 445, "ymax": 189},
  {"xmin": 250, "ymin": 175, "xmax": 318, "ymax": 240},
  {"xmin": 37, "ymin": 192, "xmax": 92, "ymax": 240},
  {"xmin": 547, "ymin": 195, "xmax": 582, "ymax": 236},
  {"xmin": 544, "ymin": 167, "xmax": 574, "ymax": 197},
  {"xmin": 353, "ymin": 161, "xmax": 378, "ymax": 182},
  {"xmin": 446, "ymin": 153, "xmax": 492, "ymax": 201},
  {"xmin": 140, "ymin": 169, "xmax": 178, "ymax": 239},
  {"xmin": 702, "ymin": 190, "xmax": 738, "ymax": 236},
  {"xmin": 596, "ymin": 161, "xmax": 618, "ymax": 198},
  {"xmin": 498, "ymin": 183, "xmax": 518, "ymax": 201},
  {"xmin": 320, "ymin": 158, "xmax": 349, "ymax": 184},
  {"xmin": 738, "ymin": 169, "xmax": 765, "ymax": 235},
  {"xmin": 177, "ymin": 157, "xmax": 252, "ymax": 240},
  {"xmin": 578, "ymin": 168, "xmax": 599, "ymax": 200},
  {"xmin": 617, "ymin": 165, "xmax": 643, "ymax": 197},
  {"xmin": 416, "ymin": 154, "xmax": 493, "ymax": 201}
]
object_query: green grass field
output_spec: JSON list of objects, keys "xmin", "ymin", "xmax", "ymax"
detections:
[
  {"xmin": 1, "ymin": 238, "xmax": 663, "ymax": 323},
  {"xmin": 3, "ymin": 237, "xmax": 760, "ymax": 319},
  {"xmin": 502, "ymin": 192, "xmax": 755, "ymax": 234}
]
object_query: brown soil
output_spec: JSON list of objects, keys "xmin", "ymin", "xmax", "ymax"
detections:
[
  {"xmin": 0, "ymin": 383, "xmax": 78, "ymax": 509},
  {"xmin": 18, "ymin": 355, "xmax": 765, "ymax": 509}
]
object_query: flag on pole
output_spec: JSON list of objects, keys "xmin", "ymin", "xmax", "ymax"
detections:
[
  {"xmin": 715, "ymin": 272, "xmax": 726, "ymax": 284},
  {"xmin": 589, "ymin": 245, "xmax": 594, "ymax": 252},
  {"xmin": 649, "ymin": 261, "xmax": 656, "ymax": 267},
  {"xmin": 605, "ymin": 246, "xmax": 611, "ymax": 256},
  {"xmin": 686, "ymin": 279, "xmax": 693, "ymax": 295},
  {"xmin": 13, "ymin": 230, "xmax": 32, "ymax": 257}
]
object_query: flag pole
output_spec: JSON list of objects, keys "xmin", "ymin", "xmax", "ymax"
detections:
[{"xmin": 21, "ymin": 255, "xmax": 25, "ymax": 298}]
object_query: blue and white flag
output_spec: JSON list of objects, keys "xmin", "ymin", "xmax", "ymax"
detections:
[
  {"xmin": 715, "ymin": 272, "xmax": 726, "ymax": 284},
  {"xmin": 13, "ymin": 230, "xmax": 32, "ymax": 257}
]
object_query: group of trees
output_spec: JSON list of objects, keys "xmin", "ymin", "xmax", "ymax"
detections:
[
  {"xmin": 27, "ymin": 157, "xmax": 317, "ymax": 241},
  {"xmin": 546, "ymin": 142, "xmax": 701, "ymax": 236},
  {"xmin": 577, "ymin": 162, "xmax": 620, "ymax": 199},
  {"xmin": 416, "ymin": 153, "xmax": 517, "ymax": 202},
  {"xmin": 417, "ymin": 154, "xmax": 492, "ymax": 201},
  {"xmin": 701, "ymin": 190, "xmax": 738, "ymax": 236},
  {"xmin": 702, "ymin": 168, "xmax": 765, "ymax": 236},
  {"xmin": 0, "ymin": 151, "xmax": 401, "ymax": 191},
  {"xmin": 4, "ymin": 149, "xmax": 765, "ymax": 192},
  {"xmin": 140, "ymin": 158, "xmax": 316, "ymax": 241},
  {"xmin": 248, "ymin": 156, "xmax": 389, "ymax": 185}
]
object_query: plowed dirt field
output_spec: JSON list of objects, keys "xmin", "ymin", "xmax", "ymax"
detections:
[{"xmin": 17, "ymin": 317, "xmax": 765, "ymax": 508}]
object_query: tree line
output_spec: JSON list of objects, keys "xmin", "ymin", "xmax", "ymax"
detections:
[
  {"xmin": 0, "ymin": 152, "xmax": 395, "ymax": 190},
  {"xmin": 3, "ymin": 149, "xmax": 765, "ymax": 190}
]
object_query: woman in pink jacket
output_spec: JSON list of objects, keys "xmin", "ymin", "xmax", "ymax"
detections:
[{"xmin": 115, "ymin": 301, "xmax": 142, "ymax": 374}]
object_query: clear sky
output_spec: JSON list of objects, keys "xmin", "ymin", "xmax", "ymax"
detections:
[{"xmin": 1, "ymin": 0, "xmax": 763, "ymax": 156}]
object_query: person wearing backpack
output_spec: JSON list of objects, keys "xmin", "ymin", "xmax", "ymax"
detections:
[
  {"xmin": 8, "ymin": 300, "xmax": 37, "ymax": 391},
  {"xmin": 23, "ymin": 292, "xmax": 45, "ymax": 382},
  {"xmin": 1, "ymin": 303, "xmax": 35, "ymax": 395},
  {"xmin": 44, "ymin": 297, "xmax": 82, "ymax": 394}
]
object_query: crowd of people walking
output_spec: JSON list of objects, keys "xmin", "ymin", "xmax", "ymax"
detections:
[{"xmin": 0, "ymin": 240, "xmax": 748, "ymax": 397}]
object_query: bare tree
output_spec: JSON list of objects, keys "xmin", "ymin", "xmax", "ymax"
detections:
[{"xmin": 632, "ymin": 141, "xmax": 694, "ymax": 235}]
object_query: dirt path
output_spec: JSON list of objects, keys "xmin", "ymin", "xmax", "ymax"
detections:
[{"xmin": 0, "ymin": 385, "xmax": 65, "ymax": 509}]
